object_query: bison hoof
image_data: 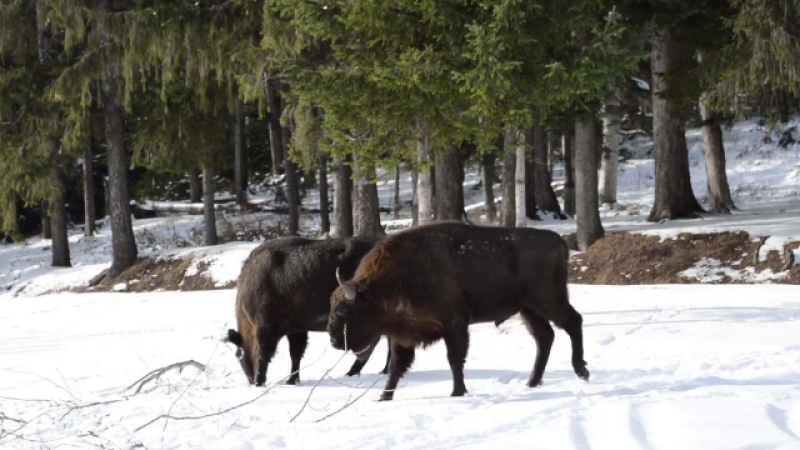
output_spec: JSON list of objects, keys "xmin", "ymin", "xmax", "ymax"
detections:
[
  {"xmin": 286, "ymin": 376, "xmax": 300, "ymax": 385},
  {"xmin": 451, "ymin": 386, "xmax": 467, "ymax": 397},
  {"xmin": 379, "ymin": 391, "xmax": 394, "ymax": 401},
  {"xmin": 526, "ymin": 379, "xmax": 543, "ymax": 388},
  {"xmin": 345, "ymin": 369, "xmax": 360, "ymax": 377},
  {"xmin": 577, "ymin": 368, "xmax": 590, "ymax": 381}
]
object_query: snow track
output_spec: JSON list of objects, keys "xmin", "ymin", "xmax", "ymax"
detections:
[{"xmin": 2, "ymin": 285, "xmax": 799, "ymax": 449}]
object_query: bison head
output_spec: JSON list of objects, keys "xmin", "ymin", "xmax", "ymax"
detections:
[
  {"xmin": 328, "ymin": 267, "xmax": 381, "ymax": 356},
  {"xmin": 224, "ymin": 328, "xmax": 257, "ymax": 385}
]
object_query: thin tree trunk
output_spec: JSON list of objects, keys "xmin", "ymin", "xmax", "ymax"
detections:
[
  {"xmin": 353, "ymin": 167, "xmax": 385, "ymax": 237},
  {"xmin": 394, "ymin": 166, "xmax": 402, "ymax": 219},
  {"xmin": 265, "ymin": 77, "xmax": 284, "ymax": 176},
  {"xmin": 41, "ymin": 200, "xmax": 51, "ymax": 239},
  {"xmin": 648, "ymin": 27, "xmax": 704, "ymax": 221},
  {"xmin": 501, "ymin": 128, "xmax": 516, "ymax": 227},
  {"xmin": 548, "ymin": 131, "xmax": 558, "ymax": 176},
  {"xmin": 515, "ymin": 129, "xmax": 527, "ymax": 227},
  {"xmin": 575, "ymin": 113, "xmax": 605, "ymax": 250},
  {"xmin": 203, "ymin": 158, "xmax": 218, "ymax": 246},
  {"xmin": 530, "ymin": 112, "xmax": 562, "ymax": 216},
  {"xmin": 319, "ymin": 154, "xmax": 330, "ymax": 233},
  {"xmin": 100, "ymin": 0, "xmax": 137, "ymax": 276},
  {"xmin": 482, "ymin": 153, "xmax": 497, "ymax": 222},
  {"xmin": 563, "ymin": 130, "xmax": 576, "ymax": 217},
  {"xmin": 49, "ymin": 156, "xmax": 70, "ymax": 267},
  {"xmin": 233, "ymin": 97, "xmax": 249, "ymax": 208},
  {"xmin": 188, "ymin": 167, "xmax": 202, "ymax": 203},
  {"xmin": 699, "ymin": 93, "xmax": 735, "ymax": 213},
  {"xmin": 281, "ymin": 95, "xmax": 300, "ymax": 235},
  {"xmin": 4, "ymin": 192, "xmax": 20, "ymax": 242},
  {"xmin": 416, "ymin": 119, "xmax": 434, "ymax": 224},
  {"xmin": 411, "ymin": 168, "xmax": 419, "ymax": 225},
  {"xmin": 83, "ymin": 144, "xmax": 96, "ymax": 237},
  {"xmin": 435, "ymin": 147, "xmax": 463, "ymax": 221},
  {"xmin": 333, "ymin": 155, "xmax": 353, "ymax": 237},
  {"xmin": 600, "ymin": 106, "xmax": 620, "ymax": 205}
]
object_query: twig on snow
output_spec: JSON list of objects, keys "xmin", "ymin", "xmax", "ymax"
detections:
[
  {"xmin": 123, "ymin": 360, "xmax": 207, "ymax": 395},
  {"xmin": 289, "ymin": 352, "xmax": 346, "ymax": 423},
  {"xmin": 313, "ymin": 375, "xmax": 385, "ymax": 423}
]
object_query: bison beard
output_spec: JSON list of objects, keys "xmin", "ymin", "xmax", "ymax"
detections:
[
  {"xmin": 329, "ymin": 222, "xmax": 589, "ymax": 401},
  {"xmin": 225, "ymin": 236, "xmax": 390, "ymax": 387}
]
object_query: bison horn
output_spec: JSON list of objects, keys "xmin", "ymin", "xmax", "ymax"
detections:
[{"xmin": 336, "ymin": 267, "xmax": 357, "ymax": 302}]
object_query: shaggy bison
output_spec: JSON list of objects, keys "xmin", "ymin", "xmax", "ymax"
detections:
[
  {"xmin": 225, "ymin": 236, "xmax": 389, "ymax": 386},
  {"xmin": 328, "ymin": 221, "xmax": 589, "ymax": 400}
]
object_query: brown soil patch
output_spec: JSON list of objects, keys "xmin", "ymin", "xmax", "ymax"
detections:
[
  {"xmin": 569, "ymin": 231, "xmax": 800, "ymax": 284},
  {"xmin": 81, "ymin": 256, "xmax": 235, "ymax": 293}
]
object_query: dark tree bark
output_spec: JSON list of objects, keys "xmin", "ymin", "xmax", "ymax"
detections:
[
  {"xmin": 265, "ymin": 77, "xmax": 284, "ymax": 176},
  {"xmin": 280, "ymin": 95, "xmax": 300, "ymax": 235},
  {"xmin": 5, "ymin": 192, "xmax": 20, "ymax": 241},
  {"xmin": 394, "ymin": 165, "xmax": 402, "ymax": 219},
  {"xmin": 563, "ymin": 130, "xmax": 576, "ymax": 217},
  {"xmin": 648, "ymin": 27, "xmax": 704, "ymax": 222},
  {"xmin": 40, "ymin": 201, "xmax": 51, "ymax": 239},
  {"xmin": 100, "ymin": 0, "xmax": 137, "ymax": 276},
  {"xmin": 319, "ymin": 154, "xmax": 330, "ymax": 233},
  {"xmin": 188, "ymin": 167, "xmax": 202, "ymax": 203},
  {"xmin": 501, "ymin": 129, "xmax": 517, "ymax": 227},
  {"xmin": 233, "ymin": 97, "xmax": 249, "ymax": 208},
  {"xmin": 83, "ymin": 144, "xmax": 96, "ymax": 237},
  {"xmin": 575, "ymin": 114, "xmax": 605, "ymax": 250},
  {"xmin": 203, "ymin": 147, "xmax": 218, "ymax": 246},
  {"xmin": 49, "ymin": 155, "xmax": 70, "ymax": 267},
  {"xmin": 482, "ymin": 153, "xmax": 497, "ymax": 222},
  {"xmin": 333, "ymin": 155, "xmax": 353, "ymax": 237},
  {"xmin": 434, "ymin": 147, "xmax": 463, "ymax": 221},
  {"xmin": 699, "ymin": 94, "xmax": 735, "ymax": 214},
  {"xmin": 529, "ymin": 111, "xmax": 562, "ymax": 216},
  {"xmin": 353, "ymin": 167, "xmax": 385, "ymax": 237}
]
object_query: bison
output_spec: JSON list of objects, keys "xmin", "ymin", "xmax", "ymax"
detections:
[
  {"xmin": 225, "ymin": 236, "xmax": 389, "ymax": 386},
  {"xmin": 328, "ymin": 221, "xmax": 589, "ymax": 401}
]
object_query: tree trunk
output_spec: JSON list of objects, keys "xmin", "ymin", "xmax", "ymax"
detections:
[
  {"xmin": 319, "ymin": 154, "xmax": 330, "ymax": 233},
  {"xmin": 530, "ymin": 112, "xmax": 562, "ymax": 216},
  {"xmin": 411, "ymin": 168, "xmax": 419, "ymax": 225},
  {"xmin": 648, "ymin": 27, "xmax": 704, "ymax": 222},
  {"xmin": 83, "ymin": 145, "xmax": 96, "ymax": 237},
  {"xmin": 514, "ymin": 129, "xmax": 527, "ymax": 227},
  {"xmin": 281, "ymin": 97, "xmax": 300, "ymax": 236},
  {"xmin": 203, "ymin": 160, "xmax": 218, "ymax": 246},
  {"xmin": 482, "ymin": 153, "xmax": 497, "ymax": 222},
  {"xmin": 265, "ymin": 77, "xmax": 284, "ymax": 176},
  {"xmin": 575, "ymin": 113, "xmax": 605, "ymax": 250},
  {"xmin": 233, "ymin": 97, "xmax": 249, "ymax": 208},
  {"xmin": 394, "ymin": 166, "xmax": 402, "ymax": 219},
  {"xmin": 434, "ymin": 147, "xmax": 463, "ymax": 221},
  {"xmin": 188, "ymin": 167, "xmax": 202, "ymax": 203},
  {"xmin": 4, "ymin": 192, "xmax": 20, "ymax": 241},
  {"xmin": 41, "ymin": 200, "xmax": 51, "ymax": 239},
  {"xmin": 548, "ymin": 131, "xmax": 558, "ymax": 176},
  {"xmin": 501, "ymin": 129, "xmax": 517, "ymax": 227},
  {"xmin": 416, "ymin": 119, "xmax": 434, "ymax": 224},
  {"xmin": 563, "ymin": 130, "xmax": 576, "ymax": 217},
  {"xmin": 353, "ymin": 167, "xmax": 385, "ymax": 237},
  {"xmin": 600, "ymin": 107, "xmax": 620, "ymax": 205},
  {"xmin": 100, "ymin": 0, "xmax": 137, "ymax": 276},
  {"xmin": 333, "ymin": 155, "xmax": 353, "ymax": 237},
  {"xmin": 699, "ymin": 93, "xmax": 735, "ymax": 214},
  {"xmin": 49, "ymin": 156, "xmax": 71, "ymax": 267}
]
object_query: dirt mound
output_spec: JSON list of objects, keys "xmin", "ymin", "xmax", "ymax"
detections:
[
  {"xmin": 83, "ymin": 256, "xmax": 234, "ymax": 293},
  {"xmin": 569, "ymin": 231, "xmax": 799, "ymax": 284}
]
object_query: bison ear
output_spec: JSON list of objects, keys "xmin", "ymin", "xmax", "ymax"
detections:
[{"xmin": 225, "ymin": 329, "xmax": 244, "ymax": 348}]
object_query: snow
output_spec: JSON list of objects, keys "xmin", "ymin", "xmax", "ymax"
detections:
[{"xmin": 2, "ymin": 285, "xmax": 800, "ymax": 449}]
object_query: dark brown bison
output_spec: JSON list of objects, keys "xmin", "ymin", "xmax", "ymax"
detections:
[
  {"xmin": 328, "ymin": 221, "xmax": 588, "ymax": 400},
  {"xmin": 225, "ymin": 236, "xmax": 389, "ymax": 386}
]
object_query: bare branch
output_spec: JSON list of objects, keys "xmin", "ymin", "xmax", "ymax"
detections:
[
  {"xmin": 123, "ymin": 360, "xmax": 206, "ymax": 395},
  {"xmin": 314, "ymin": 375, "xmax": 385, "ymax": 423},
  {"xmin": 289, "ymin": 352, "xmax": 346, "ymax": 423}
]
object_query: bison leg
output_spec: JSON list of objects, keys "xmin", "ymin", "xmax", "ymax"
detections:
[
  {"xmin": 345, "ymin": 335, "xmax": 380, "ymax": 377},
  {"xmin": 520, "ymin": 308, "xmax": 555, "ymax": 387},
  {"xmin": 380, "ymin": 343, "xmax": 415, "ymax": 401},
  {"xmin": 443, "ymin": 328, "xmax": 470, "ymax": 397},
  {"xmin": 255, "ymin": 329, "xmax": 281, "ymax": 387},
  {"xmin": 381, "ymin": 342, "xmax": 391, "ymax": 375},
  {"xmin": 555, "ymin": 306, "xmax": 589, "ymax": 381},
  {"xmin": 286, "ymin": 331, "xmax": 308, "ymax": 385}
]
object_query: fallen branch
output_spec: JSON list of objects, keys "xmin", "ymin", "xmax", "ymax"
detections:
[
  {"xmin": 289, "ymin": 352, "xmax": 346, "ymax": 423},
  {"xmin": 314, "ymin": 375, "xmax": 385, "ymax": 423},
  {"xmin": 0, "ymin": 413, "xmax": 23, "ymax": 424},
  {"xmin": 124, "ymin": 360, "xmax": 206, "ymax": 395}
]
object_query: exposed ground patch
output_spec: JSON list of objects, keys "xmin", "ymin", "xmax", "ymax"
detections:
[{"xmin": 80, "ymin": 256, "xmax": 233, "ymax": 293}]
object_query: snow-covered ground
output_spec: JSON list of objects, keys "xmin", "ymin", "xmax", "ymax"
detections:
[{"xmin": 1, "ymin": 285, "xmax": 799, "ymax": 449}]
